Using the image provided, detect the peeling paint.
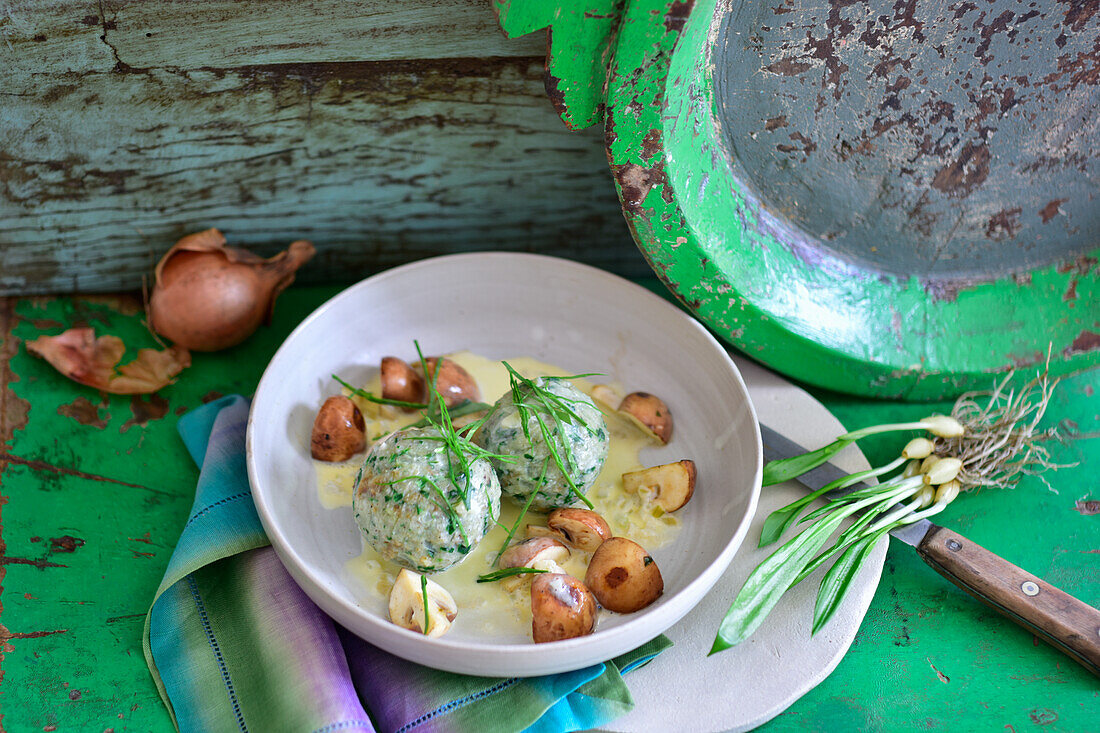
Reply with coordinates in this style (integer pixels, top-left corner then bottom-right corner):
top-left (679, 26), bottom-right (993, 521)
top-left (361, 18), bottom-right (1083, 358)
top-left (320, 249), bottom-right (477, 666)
top-left (120, 394), bottom-right (169, 433)
top-left (57, 396), bottom-right (109, 429)
top-left (931, 143), bottom-right (991, 198)
top-left (0, 451), bottom-right (166, 495)
top-left (1029, 708), bottom-right (1059, 725)
top-left (48, 535), bottom-right (85, 553)
top-left (1073, 499), bottom-right (1100, 515)
top-left (1040, 198), bottom-right (1069, 223)
top-left (640, 129), bottom-right (662, 160)
top-left (1, 301), bottom-right (31, 448)
top-left (1064, 330), bottom-right (1100, 355)
top-left (612, 161), bottom-right (672, 214)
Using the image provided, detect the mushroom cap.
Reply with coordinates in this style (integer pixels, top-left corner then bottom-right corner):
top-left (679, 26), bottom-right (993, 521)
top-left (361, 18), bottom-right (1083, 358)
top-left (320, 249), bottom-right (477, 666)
top-left (380, 356), bottom-right (425, 405)
top-left (311, 395), bottom-right (367, 461)
top-left (618, 392), bottom-right (673, 444)
top-left (530, 573), bottom-right (598, 643)
top-left (421, 357), bottom-right (481, 408)
top-left (584, 537), bottom-right (664, 613)
top-left (547, 508), bottom-right (612, 552)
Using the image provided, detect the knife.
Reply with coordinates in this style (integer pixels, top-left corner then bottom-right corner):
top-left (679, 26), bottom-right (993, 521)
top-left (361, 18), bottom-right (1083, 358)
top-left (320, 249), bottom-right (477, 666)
top-left (760, 424), bottom-right (1100, 677)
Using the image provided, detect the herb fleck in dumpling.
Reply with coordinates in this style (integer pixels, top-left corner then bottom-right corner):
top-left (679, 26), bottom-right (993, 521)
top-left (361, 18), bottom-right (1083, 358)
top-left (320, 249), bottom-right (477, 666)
top-left (476, 376), bottom-right (608, 511)
top-left (353, 426), bottom-right (500, 572)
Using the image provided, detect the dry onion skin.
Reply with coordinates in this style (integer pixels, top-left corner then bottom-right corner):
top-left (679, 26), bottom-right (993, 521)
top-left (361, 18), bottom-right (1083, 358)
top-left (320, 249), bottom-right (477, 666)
top-left (149, 228), bottom-right (315, 351)
top-left (26, 327), bottom-right (190, 394)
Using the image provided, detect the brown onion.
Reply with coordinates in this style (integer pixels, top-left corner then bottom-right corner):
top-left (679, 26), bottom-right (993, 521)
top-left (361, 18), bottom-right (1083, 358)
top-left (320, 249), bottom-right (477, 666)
top-left (149, 229), bottom-right (315, 351)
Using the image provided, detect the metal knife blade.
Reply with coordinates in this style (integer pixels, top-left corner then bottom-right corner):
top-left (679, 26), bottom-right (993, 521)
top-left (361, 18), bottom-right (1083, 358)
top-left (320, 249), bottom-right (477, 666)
top-left (758, 422), bottom-right (1100, 677)
top-left (758, 423), bottom-right (932, 547)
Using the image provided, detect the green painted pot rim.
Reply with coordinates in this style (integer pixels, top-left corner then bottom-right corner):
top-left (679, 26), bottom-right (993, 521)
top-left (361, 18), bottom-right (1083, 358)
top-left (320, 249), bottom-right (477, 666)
top-left (603, 0), bottom-right (1099, 400)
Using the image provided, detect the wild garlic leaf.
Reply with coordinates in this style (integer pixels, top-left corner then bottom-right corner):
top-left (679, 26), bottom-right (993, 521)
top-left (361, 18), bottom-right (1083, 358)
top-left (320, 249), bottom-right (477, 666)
top-left (710, 509), bottom-right (849, 654)
top-left (812, 530), bottom-right (886, 635)
top-left (761, 438), bottom-right (852, 486)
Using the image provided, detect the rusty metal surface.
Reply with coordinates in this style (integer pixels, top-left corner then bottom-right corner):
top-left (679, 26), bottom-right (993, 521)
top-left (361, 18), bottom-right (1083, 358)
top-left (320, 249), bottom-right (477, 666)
top-left (712, 0), bottom-right (1099, 278)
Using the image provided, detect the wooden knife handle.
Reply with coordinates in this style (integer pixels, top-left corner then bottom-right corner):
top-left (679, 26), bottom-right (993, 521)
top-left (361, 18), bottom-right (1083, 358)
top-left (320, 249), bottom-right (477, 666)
top-left (917, 525), bottom-right (1100, 677)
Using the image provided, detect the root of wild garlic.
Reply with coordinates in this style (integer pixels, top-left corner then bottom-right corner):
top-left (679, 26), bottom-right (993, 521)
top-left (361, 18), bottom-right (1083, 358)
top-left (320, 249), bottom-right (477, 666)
top-left (935, 369), bottom-right (1069, 490)
top-left (712, 366), bottom-right (1070, 654)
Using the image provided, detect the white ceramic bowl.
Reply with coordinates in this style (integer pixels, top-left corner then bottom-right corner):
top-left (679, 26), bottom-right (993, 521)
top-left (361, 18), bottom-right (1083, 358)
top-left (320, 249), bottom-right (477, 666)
top-left (247, 253), bottom-right (762, 676)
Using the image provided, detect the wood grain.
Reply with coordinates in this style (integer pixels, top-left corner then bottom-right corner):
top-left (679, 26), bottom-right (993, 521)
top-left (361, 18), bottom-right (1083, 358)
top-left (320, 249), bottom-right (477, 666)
top-left (0, 2), bottom-right (642, 295)
top-left (103, 0), bottom-right (546, 67)
top-left (1, 0), bottom-right (545, 73)
top-left (917, 525), bottom-right (1100, 677)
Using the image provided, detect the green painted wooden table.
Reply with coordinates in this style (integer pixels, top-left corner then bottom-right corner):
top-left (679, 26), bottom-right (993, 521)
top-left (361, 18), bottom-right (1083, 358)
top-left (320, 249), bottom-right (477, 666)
top-left (1, 285), bottom-right (1097, 732)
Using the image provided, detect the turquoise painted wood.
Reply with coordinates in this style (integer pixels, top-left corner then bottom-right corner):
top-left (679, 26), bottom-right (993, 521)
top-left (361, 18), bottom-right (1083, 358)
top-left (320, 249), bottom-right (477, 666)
top-left (0, 0), bottom-right (648, 295)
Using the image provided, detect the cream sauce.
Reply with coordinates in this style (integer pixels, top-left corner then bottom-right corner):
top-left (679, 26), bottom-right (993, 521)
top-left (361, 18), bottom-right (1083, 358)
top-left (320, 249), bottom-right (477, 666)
top-left (313, 351), bottom-right (682, 639)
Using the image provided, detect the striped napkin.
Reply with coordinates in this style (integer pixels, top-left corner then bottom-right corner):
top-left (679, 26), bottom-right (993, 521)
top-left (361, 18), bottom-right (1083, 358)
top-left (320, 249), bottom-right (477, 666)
top-left (143, 396), bottom-right (670, 732)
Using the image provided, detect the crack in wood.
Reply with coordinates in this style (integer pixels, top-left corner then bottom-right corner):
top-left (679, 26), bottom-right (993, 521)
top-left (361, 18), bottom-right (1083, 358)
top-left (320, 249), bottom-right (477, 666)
top-left (0, 451), bottom-right (171, 496)
top-left (0, 628), bottom-right (68, 642)
top-left (0, 555), bottom-right (67, 569)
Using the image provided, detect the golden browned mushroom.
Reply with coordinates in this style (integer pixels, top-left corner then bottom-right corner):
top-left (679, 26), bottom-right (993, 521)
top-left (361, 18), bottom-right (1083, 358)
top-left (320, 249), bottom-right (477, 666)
top-left (618, 392), bottom-right (673, 444)
top-left (531, 573), bottom-right (598, 643)
top-left (388, 568), bottom-right (458, 637)
top-left (311, 395), bottom-right (367, 461)
top-left (546, 508), bottom-right (612, 552)
top-left (499, 537), bottom-right (570, 591)
top-left (526, 525), bottom-right (563, 541)
top-left (584, 537), bottom-right (663, 613)
top-left (499, 537), bottom-right (571, 570)
top-left (381, 356), bottom-right (425, 405)
top-left (421, 357), bottom-right (481, 408)
top-left (622, 460), bottom-right (697, 512)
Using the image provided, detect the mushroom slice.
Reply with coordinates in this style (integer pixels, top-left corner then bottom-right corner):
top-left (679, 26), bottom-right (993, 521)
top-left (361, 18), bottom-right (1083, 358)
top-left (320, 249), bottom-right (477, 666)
top-left (589, 384), bottom-right (621, 411)
top-left (526, 524), bottom-right (565, 542)
top-left (498, 537), bottom-right (570, 591)
top-left (531, 573), bottom-right (598, 643)
top-left (584, 537), bottom-right (664, 613)
top-left (421, 357), bottom-right (481, 408)
top-left (380, 356), bottom-right (425, 406)
top-left (499, 537), bottom-right (570, 569)
top-left (388, 568), bottom-right (458, 637)
top-left (546, 508), bottom-right (612, 552)
top-left (621, 460), bottom-right (697, 512)
top-left (311, 395), bottom-right (367, 461)
top-left (618, 392), bottom-right (673, 444)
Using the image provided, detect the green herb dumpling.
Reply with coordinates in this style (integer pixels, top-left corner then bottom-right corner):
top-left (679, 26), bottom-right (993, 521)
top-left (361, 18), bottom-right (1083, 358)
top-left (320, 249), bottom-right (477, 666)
top-left (353, 426), bottom-right (501, 572)
top-left (475, 377), bottom-right (609, 511)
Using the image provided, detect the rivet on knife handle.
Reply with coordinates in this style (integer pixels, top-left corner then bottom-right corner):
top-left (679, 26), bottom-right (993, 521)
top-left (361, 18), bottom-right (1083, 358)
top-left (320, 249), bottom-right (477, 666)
top-left (917, 525), bottom-right (1100, 677)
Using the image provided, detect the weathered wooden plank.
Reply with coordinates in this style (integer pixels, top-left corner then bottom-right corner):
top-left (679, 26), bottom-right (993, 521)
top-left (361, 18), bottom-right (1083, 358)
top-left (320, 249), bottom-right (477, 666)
top-left (0, 57), bottom-right (643, 295)
top-left (0, 1), bottom-right (114, 77)
top-left (0, 1), bottom-right (646, 295)
top-left (1, 1), bottom-right (545, 73)
top-left (107, 0), bottom-right (547, 67)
